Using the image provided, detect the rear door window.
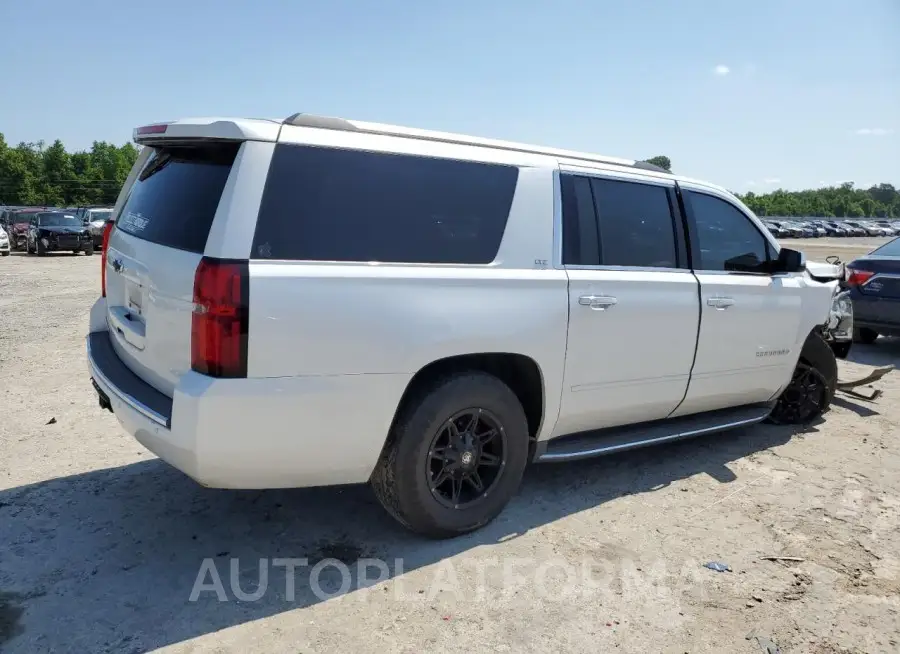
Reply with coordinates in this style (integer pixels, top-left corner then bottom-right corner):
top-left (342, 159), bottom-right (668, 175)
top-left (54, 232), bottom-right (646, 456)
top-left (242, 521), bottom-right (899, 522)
top-left (115, 142), bottom-right (239, 253)
top-left (251, 144), bottom-right (519, 264)
top-left (590, 178), bottom-right (680, 268)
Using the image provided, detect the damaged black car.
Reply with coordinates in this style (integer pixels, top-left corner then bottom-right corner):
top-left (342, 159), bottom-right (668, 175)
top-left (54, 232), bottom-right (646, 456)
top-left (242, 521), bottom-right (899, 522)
top-left (26, 211), bottom-right (94, 256)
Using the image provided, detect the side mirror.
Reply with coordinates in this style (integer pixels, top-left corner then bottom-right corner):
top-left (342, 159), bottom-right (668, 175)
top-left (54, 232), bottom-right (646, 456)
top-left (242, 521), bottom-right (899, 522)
top-left (775, 247), bottom-right (806, 273)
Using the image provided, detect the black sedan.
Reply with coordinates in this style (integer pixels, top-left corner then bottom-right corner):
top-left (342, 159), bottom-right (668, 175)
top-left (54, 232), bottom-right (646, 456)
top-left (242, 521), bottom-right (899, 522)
top-left (846, 236), bottom-right (900, 343)
top-left (25, 212), bottom-right (94, 256)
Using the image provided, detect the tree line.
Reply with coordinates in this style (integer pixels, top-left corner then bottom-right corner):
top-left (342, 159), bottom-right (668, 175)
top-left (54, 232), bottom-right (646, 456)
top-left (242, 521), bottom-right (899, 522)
top-left (0, 133), bottom-right (139, 207)
top-left (645, 155), bottom-right (899, 218)
top-left (1, 138), bottom-right (896, 219)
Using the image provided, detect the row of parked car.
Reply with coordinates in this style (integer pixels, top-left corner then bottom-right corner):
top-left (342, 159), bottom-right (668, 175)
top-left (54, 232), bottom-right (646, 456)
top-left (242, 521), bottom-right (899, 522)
top-left (0, 205), bottom-right (114, 255)
top-left (762, 218), bottom-right (900, 238)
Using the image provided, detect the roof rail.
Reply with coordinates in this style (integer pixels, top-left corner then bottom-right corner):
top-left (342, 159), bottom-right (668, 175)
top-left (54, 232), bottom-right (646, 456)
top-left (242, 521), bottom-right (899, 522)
top-left (282, 113), bottom-right (663, 173)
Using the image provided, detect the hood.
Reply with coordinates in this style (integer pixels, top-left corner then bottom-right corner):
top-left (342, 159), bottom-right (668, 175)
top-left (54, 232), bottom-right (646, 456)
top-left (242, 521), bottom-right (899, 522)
top-left (11, 222), bottom-right (30, 234)
top-left (38, 225), bottom-right (88, 234)
top-left (806, 259), bottom-right (845, 282)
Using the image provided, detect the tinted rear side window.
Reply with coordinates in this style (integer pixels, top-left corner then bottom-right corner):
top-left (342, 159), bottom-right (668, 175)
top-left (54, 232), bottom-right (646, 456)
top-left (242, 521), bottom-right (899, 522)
top-left (115, 142), bottom-right (239, 253)
top-left (252, 144), bottom-right (519, 264)
top-left (590, 178), bottom-right (679, 268)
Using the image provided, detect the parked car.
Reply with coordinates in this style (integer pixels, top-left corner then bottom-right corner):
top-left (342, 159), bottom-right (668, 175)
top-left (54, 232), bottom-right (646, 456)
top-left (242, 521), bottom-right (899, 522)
top-left (770, 221), bottom-right (804, 238)
top-left (845, 236), bottom-right (900, 344)
top-left (873, 221), bottom-right (899, 236)
top-left (0, 225), bottom-right (9, 256)
top-left (761, 221), bottom-right (784, 238)
top-left (823, 221), bottom-right (851, 237)
top-left (25, 211), bottom-right (94, 255)
top-left (841, 222), bottom-right (867, 237)
top-left (86, 113), bottom-right (849, 537)
top-left (83, 207), bottom-right (114, 247)
top-left (3, 208), bottom-right (45, 250)
top-left (846, 220), bottom-right (885, 236)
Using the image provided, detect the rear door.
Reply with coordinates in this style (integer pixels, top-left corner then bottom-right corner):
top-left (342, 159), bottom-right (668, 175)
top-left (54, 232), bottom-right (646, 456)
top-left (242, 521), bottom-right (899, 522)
top-left (673, 185), bottom-right (802, 416)
top-left (555, 169), bottom-right (700, 436)
top-left (105, 140), bottom-right (244, 396)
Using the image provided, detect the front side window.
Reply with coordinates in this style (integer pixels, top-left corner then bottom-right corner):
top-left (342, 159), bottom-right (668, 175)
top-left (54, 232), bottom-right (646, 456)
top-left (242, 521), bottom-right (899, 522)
top-left (591, 178), bottom-right (678, 268)
top-left (687, 191), bottom-right (772, 273)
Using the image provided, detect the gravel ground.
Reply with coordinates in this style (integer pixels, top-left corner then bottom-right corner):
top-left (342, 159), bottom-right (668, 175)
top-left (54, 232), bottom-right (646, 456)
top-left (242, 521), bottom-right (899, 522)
top-left (2, 241), bottom-right (899, 654)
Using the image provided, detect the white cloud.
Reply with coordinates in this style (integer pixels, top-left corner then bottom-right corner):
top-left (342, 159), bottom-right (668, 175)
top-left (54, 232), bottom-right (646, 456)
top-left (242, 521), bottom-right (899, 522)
top-left (855, 128), bottom-right (894, 136)
top-left (763, 178), bottom-right (782, 185)
top-left (713, 65), bottom-right (730, 76)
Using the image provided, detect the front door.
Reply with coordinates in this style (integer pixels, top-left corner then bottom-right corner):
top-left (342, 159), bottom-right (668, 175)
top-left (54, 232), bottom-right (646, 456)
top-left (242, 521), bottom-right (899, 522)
top-left (673, 186), bottom-right (802, 416)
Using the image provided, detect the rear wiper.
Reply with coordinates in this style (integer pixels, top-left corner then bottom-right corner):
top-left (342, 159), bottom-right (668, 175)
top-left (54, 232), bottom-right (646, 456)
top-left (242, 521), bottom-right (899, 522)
top-left (138, 151), bottom-right (173, 182)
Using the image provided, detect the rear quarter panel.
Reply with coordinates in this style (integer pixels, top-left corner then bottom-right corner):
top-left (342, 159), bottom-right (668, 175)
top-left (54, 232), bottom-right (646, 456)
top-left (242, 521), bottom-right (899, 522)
top-left (246, 161), bottom-right (570, 442)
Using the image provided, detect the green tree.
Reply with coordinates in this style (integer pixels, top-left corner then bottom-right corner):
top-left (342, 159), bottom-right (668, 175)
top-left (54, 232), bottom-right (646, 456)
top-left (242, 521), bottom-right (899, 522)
top-left (0, 132), bottom-right (138, 206)
top-left (644, 155), bottom-right (672, 172)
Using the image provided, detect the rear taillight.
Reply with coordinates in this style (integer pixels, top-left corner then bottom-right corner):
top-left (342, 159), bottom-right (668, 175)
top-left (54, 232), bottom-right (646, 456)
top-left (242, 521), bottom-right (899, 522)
top-left (191, 258), bottom-right (249, 378)
top-left (100, 221), bottom-right (115, 297)
top-left (846, 267), bottom-right (875, 287)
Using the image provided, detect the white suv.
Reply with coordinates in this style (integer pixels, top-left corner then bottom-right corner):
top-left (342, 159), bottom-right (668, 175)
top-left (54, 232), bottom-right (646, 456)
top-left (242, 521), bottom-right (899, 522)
top-left (86, 114), bottom-right (852, 537)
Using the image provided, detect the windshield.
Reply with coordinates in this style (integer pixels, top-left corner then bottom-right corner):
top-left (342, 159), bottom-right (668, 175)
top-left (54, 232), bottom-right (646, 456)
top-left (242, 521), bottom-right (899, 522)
top-left (12, 213), bottom-right (37, 225)
top-left (37, 213), bottom-right (81, 227)
top-left (88, 210), bottom-right (113, 222)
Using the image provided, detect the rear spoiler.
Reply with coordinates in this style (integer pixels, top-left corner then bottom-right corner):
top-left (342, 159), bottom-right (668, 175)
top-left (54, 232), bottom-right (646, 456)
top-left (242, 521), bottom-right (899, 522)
top-left (133, 117), bottom-right (282, 145)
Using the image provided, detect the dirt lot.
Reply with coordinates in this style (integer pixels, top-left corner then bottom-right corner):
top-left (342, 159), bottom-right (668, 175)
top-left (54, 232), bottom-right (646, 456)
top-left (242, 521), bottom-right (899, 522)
top-left (2, 240), bottom-right (899, 653)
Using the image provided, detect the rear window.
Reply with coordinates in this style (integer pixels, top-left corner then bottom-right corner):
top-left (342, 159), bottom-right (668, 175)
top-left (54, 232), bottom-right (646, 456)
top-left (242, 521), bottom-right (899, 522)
top-left (871, 237), bottom-right (900, 257)
top-left (251, 144), bottom-right (519, 264)
top-left (115, 142), bottom-right (239, 253)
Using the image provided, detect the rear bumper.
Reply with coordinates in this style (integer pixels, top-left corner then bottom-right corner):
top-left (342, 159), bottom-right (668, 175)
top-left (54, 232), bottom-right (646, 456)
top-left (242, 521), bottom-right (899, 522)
top-left (850, 290), bottom-right (900, 335)
top-left (86, 310), bottom-right (410, 489)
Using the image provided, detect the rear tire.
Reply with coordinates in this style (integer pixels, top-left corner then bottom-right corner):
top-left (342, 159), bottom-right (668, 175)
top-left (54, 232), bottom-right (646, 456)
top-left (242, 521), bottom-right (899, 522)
top-left (853, 327), bottom-right (879, 345)
top-left (371, 372), bottom-right (530, 538)
top-left (84, 245), bottom-right (94, 256)
top-left (36, 240), bottom-right (46, 256)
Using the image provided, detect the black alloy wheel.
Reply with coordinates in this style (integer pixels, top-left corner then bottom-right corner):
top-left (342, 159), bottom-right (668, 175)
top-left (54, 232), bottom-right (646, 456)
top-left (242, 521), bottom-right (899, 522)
top-left (427, 408), bottom-right (507, 510)
top-left (769, 362), bottom-right (829, 424)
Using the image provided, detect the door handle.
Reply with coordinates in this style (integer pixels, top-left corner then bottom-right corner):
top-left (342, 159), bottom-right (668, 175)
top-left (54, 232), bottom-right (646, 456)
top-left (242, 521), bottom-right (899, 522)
top-left (578, 295), bottom-right (618, 310)
top-left (707, 297), bottom-right (735, 310)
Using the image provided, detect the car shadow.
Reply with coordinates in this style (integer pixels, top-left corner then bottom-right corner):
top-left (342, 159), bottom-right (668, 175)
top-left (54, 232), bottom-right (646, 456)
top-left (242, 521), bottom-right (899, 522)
top-left (0, 419), bottom-right (820, 652)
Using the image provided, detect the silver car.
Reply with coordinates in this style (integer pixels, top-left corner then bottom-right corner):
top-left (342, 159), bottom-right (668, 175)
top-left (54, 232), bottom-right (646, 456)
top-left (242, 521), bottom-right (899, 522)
top-left (84, 208), bottom-right (114, 247)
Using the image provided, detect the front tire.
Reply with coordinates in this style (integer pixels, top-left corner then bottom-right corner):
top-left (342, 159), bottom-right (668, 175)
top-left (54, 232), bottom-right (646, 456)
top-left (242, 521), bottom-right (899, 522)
top-left (84, 244), bottom-right (94, 256)
top-left (36, 240), bottom-right (46, 256)
top-left (371, 372), bottom-right (530, 538)
top-left (853, 327), bottom-right (879, 345)
top-left (768, 330), bottom-right (837, 425)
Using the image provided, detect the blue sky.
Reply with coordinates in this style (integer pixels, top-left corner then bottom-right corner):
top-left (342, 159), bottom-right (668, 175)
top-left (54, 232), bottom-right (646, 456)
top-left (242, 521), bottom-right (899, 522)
top-left (1, 0), bottom-right (897, 193)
